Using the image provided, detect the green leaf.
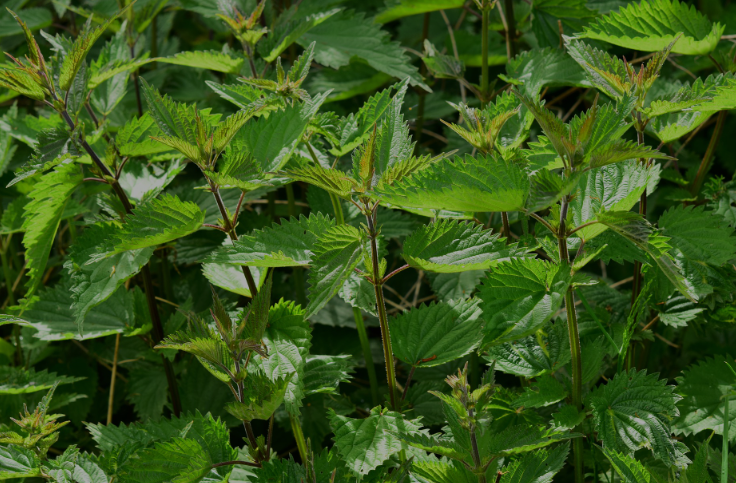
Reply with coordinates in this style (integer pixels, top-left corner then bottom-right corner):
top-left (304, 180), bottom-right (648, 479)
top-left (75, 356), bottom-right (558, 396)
top-left (600, 447), bottom-right (651, 483)
top-left (201, 264), bottom-right (267, 298)
top-left (60, 12), bottom-right (124, 91)
top-left (597, 211), bottom-right (698, 302)
top-left (206, 81), bottom-right (265, 109)
top-left (375, 154), bottom-right (529, 213)
top-left (586, 369), bottom-right (681, 465)
top-left (570, 162), bottom-right (660, 241)
top-left (478, 258), bottom-right (572, 346)
top-left (403, 219), bottom-right (527, 273)
top-left (156, 49), bottom-right (244, 74)
top-left (22, 162), bottom-right (82, 296)
top-left (532, 0), bottom-right (595, 49)
top-left (0, 445), bottom-right (41, 478)
top-left (485, 320), bottom-right (571, 377)
top-left (502, 47), bottom-right (590, 97)
top-left (117, 438), bottom-right (217, 483)
top-left (126, 367), bottom-right (168, 422)
top-left (512, 375), bottom-right (568, 409)
top-left (225, 374), bottom-right (291, 421)
top-left (303, 355), bottom-right (352, 396)
top-left (0, 366), bottom-right (83, 394)
top-left (673, 355), bottom-right (736, 442)
top-left (260, 299), bottom-right (312, 415)
top-left (66, 222), bottom-right (154, 334)
top-left (658, 205), bottom-right (736, 267)
top-left (19, 280), bottom-right (141, 340)
top-left (499, 443), bottom-right (570, 483)
top-left (390, 298), bottom-right (484, 368)
top-left (235, 93), bottom-right (327, 172)
top-left (284, 165), bottom-right (357, 200)
top-left (375, 0), bottom-right (465, 23)
top-left (305, 224), bottom-right (364, 318)
top-left (299, 10), bottom-right (429, 91)
top-left (93, 194), bottom-right (204, 260)
top-left (577, 0), bottom-right (724, 55)
top-left (411, 460), bottom-right (476, 483)
top-left (205, 214), bottom-right (334, 267)
top-left (565, 38), bottom-right (632, 99)
top-left (116, 113), bottom-right (173, 157)
top-left (260, 9), bottom-right (340, 62)
top-left (329, 407), bottom-right (422, 476)
top-left (140, 79), bottom-right (201, 150)
top-left (0, 8), bottom-right (52, 39)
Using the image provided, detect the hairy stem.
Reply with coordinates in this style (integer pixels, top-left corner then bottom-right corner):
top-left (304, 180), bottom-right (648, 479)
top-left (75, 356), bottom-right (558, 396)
top-left (330, 192), bottom-right (380, 405)
top-left (58, 106), bottom-right (181, 416)
top-left (365, 207), bottom-right (398, 409)
top-left (0, 236), bottom-right (15, 307)
top-left (500, 211), bottom-right (510, 240)
top-left (107, 333), bottom-right (121, 424)
top-left (691, 110), bottom-right (726, 197)
top-left (503, 0), bottom-right (517, 59)
top-left (209, 185), bottom-right (259, 296)
top-left (558, 196), bottom-right (584, 483)
top-left (290, 413), bottom-right (308, 463)
top-left (414, 13), bottom-right (431, 153)
top-left (481, 7), bottom-right (489, 105)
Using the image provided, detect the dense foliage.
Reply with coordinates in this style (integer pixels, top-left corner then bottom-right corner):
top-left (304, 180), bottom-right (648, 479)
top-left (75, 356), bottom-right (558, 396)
top-left (1, 0), bottom-right (736, 481)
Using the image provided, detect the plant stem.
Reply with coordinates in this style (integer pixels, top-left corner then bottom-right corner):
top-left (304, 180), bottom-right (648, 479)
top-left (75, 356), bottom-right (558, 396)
top-left (691, 110), bottom-right (727, 197)
top-left (57, 106), bottom-right (181, 416)
top-left (0, 236), bottom-right (15, 307)
top-left (354, 307), bottom-right (379, 406)
top-left (330, 192), bottom-right (380, 405)
top-left (209, 184), bottom-right (259, 296)
top-left (130, 45), bottom-right (143, 118)
top-left (501, 212), bottom-right (510, 240)
top-left (107, 333), bottom-right (120, 424)
top-left (414, 13), bottom-right (430, 154)
top-left (503, 0), bottom-right (517, 59)
top-left (558, 196), bottom-right (584, 483)
top-left (724, 390), bottom-right (730, 483)
top-left (481, 6), bottom-right (489, 106)
top-left (365, 206), bottom-right (398, 409)
top-left (290, 413), bottom-right (308, 463)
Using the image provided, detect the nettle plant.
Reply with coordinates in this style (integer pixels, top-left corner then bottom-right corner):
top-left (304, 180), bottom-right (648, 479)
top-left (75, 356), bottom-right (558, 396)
top-left (1, 0), bottom-right (736, 482)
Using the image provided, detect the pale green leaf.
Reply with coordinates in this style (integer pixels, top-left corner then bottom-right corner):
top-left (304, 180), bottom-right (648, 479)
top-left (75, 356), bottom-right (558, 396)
top-left (479, 258), bottom-right (572, 346)
top-left (375, 0), bottom-right (465, 23)
top-left (156, 49), bottom-right (244, 74)
top-left (390, 298), bottom-right (484, 367)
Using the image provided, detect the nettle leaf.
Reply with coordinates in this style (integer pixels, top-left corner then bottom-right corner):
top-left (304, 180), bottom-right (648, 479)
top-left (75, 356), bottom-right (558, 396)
top-left (59, 12), bottom-right (124, 91)
top-left (303, 355), bottom-right (352, 396)
top-left (479, 259), bottom-right (572, 346)
top-left (375, 154), bottom-right (529, 213)
top-left (502, 47), bottom-right (590, 97)
top-left (601, 447), bottom-right (651, 482)
top-left (22, 162), bottom-right (82, 296)
top-left (0, 444), bottom-right (41, 478)
top-left (375, 0), bottom-right (465, 23)
top-left (532, 0), bottom-right (595, 49)
top-left (285, 165), bottom-right (357, 200)
top-left (235, 92), bottom-right (327, 172)
top-left (402, 220), bottom-right (527, 273)
top-left (156, 49), bottom-right (244, 74)
top-left (498, 443), bottom-right (570, 483)
top-left (206, 80), bottom-right (265, 109)
top-left (202, 264), bottom-right (267, 298)
top-left (485, 320), bottom-right (571, 377)
top-left (327, 79), bottom-right (408, 157)
top-left (597, 211), bottom-right (698, 302)
top-left (586, 369), bottom-right (682, 465)
top-left (673, 355), bottom-right (736, 442)
top-left (570, 161), bottom-right (660, 241)
top-left (512, 375), bottom-right (568, 409)
top-left (205, 213), bottom-right (334, 267)
top-left (66, 222), bottom-right (153, 334)
top-left (658, 205), bottom-right (736, 267)
top-left (329, 407), bottom-right (422, 476)
top-left (225, 373), bottom-right (290, 421)
top-left (116, 113), bottom-right (172, 157)
top-left (390, 298), bottom-right (484, 368)
top-left (577, 0), bottom-right (724, 55)
top-left (305, 224), bottom-right (364, 318)
top-left (259, 9), bottom-right (340, 63)
top-left (260, 299), bottom-right (312, 415)
top-left (0, 366), bottom-right (83, 394)
top-left (411, 459), bottom-right (476, 483)
top-left (299, 10), bottom-right (428, 90)
top-left (92, 194), bottom-right (204, 260)
top-left (565, 38), bottom-right (631, 99)
top-left (117, 438), bottom-right (226, 483)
